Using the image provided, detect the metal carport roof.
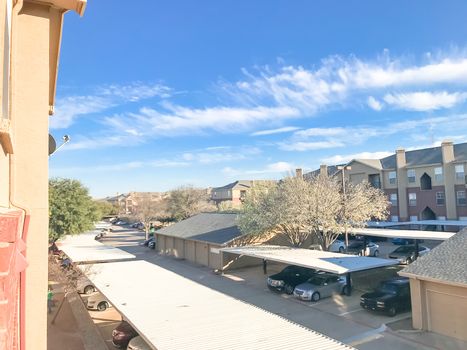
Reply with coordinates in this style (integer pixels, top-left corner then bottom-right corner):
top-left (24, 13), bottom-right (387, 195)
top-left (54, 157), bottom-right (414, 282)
top-left (368, 220), bottom-right (467, 227)
top-left (80, 260), bottom-right (354, 350)
top-left (352, 228), bottom-right (455, 241)
top-left (57, 232), bottom-right (135, 263)
top-left (221, 245), bottom-right (398, 275)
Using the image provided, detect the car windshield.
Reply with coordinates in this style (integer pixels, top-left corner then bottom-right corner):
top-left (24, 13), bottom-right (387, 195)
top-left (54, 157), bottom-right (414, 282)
top-left (348, 242), bottom-right (362, 249)
top-left (377, 282), bottom-right (398, 294)
top-left (394, 246), bottom-right (414, 253)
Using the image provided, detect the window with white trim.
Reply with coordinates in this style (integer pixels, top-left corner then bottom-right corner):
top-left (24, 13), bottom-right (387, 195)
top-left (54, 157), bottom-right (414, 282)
top-left (456, 190), bottom-right (466, 206)
top-left (408, 193), bottom-right (417, 206)
top-left (455, 164), bottom-right (465, 181)
top-left (388, 171), bottom-right (397, 185)
top-left (436, 191), bottom-right (445, 205)
top-left (391, 215), bottom-right (399, 222)
top-left (410, 216), bottom-right (418, 221)
top-left (389, 193), bottom-right (397, 206)
top-left (407, 169), bottom-right (416, 183)
top-left (434, 167), bottom-right (443, 182)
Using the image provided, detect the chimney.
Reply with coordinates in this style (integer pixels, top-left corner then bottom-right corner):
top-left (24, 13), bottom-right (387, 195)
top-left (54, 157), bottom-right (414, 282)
top-left (396, 148), bottom-right (406, 169)
top-left (441, 140), bottom-right (454, 164)
top-left (295, 168), bottom-right (303, 178)
top-left (319, 164), bottom-right (328, 176)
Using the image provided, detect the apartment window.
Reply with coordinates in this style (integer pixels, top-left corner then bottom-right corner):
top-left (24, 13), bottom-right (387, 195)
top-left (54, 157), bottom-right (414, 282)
top-left (437, 216), bottom-right (446, 221)
top-left (213, 191), bottom-right (217, 197)
top-left (455, 164), bottom-right (465, 181)
top-left (434, 167), bottom-right (443, 182)
top-left (436, 192), bottom-right (445, 205)
top-left (456, 190), bottom-right (466, 206)
top-left (420, 173), bottom-right (432, 190)
top-left (227, 190), bottom-right (231, 196)
top-left (459, 216), bottom-right (467, 221)
top-left (410, 216), bottom-right (418, 221)
top-left (389, 193), bottom-right (397, 207)
top-left (388, 171), bottom-right (397, 185)
top-left (368, 174), bottom-right (381, 189)
top-left (407, 169), bottom-right (416, 183)
top-left (408, 193), bottom-right (417, 206)
top-left (391, 215), bottom-right (399, 222)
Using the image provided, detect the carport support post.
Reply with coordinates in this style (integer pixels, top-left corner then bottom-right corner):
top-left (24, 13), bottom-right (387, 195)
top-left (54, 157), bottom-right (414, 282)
top-left (414, 239), bottom-right (419, 260)
top-left (346, 273), bottom-right (352, 296)
top-left (262, 259), bottom-right (267, 274)
top-left (363, 235), bottom-right (367, 256)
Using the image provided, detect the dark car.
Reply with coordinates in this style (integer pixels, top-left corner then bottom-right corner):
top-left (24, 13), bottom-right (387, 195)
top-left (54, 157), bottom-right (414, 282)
top-left (346, 241), bottom-right (380, 257)
top-left (388, 245), bottom-right (430, 264)
top-left (112, 320), bottom-right (138, 348)
top-left (360, 277), bottom-right (411, 316)
top-left (267, 265), bottom-right (316, 294)
top-left (148, 238), bottom-right (155, 249)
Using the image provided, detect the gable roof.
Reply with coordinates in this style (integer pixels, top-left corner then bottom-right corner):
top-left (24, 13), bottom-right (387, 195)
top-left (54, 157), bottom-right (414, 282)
top-left (351, 158), bottom-right (382, 170)
top-left (399, 230), bottom-right (467, 287)
top-left (156, 213), bottom-right (242, 245)
top-left (212, 180), bottom-right (252, 191)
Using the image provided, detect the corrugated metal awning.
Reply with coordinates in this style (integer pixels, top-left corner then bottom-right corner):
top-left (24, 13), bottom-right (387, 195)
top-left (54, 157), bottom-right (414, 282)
top-left (368, 220), bottom-right (467, 227)
top-left (81, 260), bottom-right (355, 350)
top-left (221, 245), bottom-right (397, 274)
top-left (57, 232), bottom-right (135, 263)
top-left (353, 228), bottom-right (455, 241)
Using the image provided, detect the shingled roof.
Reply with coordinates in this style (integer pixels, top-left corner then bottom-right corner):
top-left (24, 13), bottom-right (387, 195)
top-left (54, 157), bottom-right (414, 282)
top-left (399, 230), bottom-right (467, 286)
top-left (156, 213), bottom-right (242, 245)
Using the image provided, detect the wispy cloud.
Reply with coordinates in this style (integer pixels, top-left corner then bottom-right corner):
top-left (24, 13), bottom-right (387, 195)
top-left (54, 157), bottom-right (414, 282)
top-left (321, 151), bottom-right (393, 164)
top-left (250, 126), bottom-right (301, 136)
top-left (383, 91), bottom-right (467, 111)
top-left (182, 146), bottom-right (261, 164)
top-left (51, 82), bottom-right (171, 129)
top-left (222, 161), bottom-right (296, 176)
top-left (367, 96), bottom-right (383, 111)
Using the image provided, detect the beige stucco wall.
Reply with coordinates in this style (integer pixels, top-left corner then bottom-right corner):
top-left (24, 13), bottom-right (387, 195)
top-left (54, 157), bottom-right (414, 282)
top-left (410, 278), bottom-right (467, 341)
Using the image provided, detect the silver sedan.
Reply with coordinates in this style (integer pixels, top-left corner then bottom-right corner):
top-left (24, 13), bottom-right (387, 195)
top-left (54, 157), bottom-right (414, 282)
top-left (293, 273), bottom-right (348, 302)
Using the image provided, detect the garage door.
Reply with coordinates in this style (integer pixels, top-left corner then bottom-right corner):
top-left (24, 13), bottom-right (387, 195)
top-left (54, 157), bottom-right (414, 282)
top-left (208, 245), bottom-right (221, 269)
top-left (185, 240), bottom-right (196, 263)
top-left (165, 237), bottom-right (175, 255)
top-left (173, 238), bottom-right (185, 258)
top-left (427, 289), bottom-right (467, 341)
top-left (195, 242), bottom-right (209, 266)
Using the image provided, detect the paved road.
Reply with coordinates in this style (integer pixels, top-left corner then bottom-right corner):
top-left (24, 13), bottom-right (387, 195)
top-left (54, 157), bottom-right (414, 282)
top-left (96, 226), bottom-right (464, 350)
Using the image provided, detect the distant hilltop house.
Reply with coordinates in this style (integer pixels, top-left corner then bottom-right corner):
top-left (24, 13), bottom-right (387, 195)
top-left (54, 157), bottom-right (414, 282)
top-left (305, 140), bottom-right (467, 222)
top-left (211, 180), bottom-right (273, 208)
top-left (103, 192), bottom-right (167, 215)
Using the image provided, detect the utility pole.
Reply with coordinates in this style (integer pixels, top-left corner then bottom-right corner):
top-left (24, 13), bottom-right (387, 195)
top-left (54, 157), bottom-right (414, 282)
top-left (337, 165), bottom-right (352, 248)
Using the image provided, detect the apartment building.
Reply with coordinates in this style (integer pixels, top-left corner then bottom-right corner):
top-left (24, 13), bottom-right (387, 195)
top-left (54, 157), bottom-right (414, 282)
top-left (0, 1), bottom-right (85, 349)
top-left (307, 141), bottom-right (467, 222)
top-left (104, 192), bottom-right (167, 215)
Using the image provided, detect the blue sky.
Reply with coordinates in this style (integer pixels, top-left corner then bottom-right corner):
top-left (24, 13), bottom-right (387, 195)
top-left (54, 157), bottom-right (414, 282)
top-left (50, 0), bottom-right (467, 198)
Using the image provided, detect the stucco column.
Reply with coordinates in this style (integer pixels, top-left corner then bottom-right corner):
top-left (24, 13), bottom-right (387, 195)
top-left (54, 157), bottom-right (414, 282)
top-left (441, 141), bottom-right (457, 220)
top-left (396, 148), bottom-right (408, 221)
top-left (10, 2), bottom-right (51, 349)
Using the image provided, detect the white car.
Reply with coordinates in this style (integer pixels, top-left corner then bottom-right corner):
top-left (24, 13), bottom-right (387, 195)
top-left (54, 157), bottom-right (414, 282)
top-left (328, 239), bottom-right (346, 253)
top-left (77, 277), bottom-right (96, 295)
top-left (86, 292), bottom-right (112, 311)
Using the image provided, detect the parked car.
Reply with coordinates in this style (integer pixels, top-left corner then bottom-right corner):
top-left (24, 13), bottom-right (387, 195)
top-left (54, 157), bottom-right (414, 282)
top-left (328, 239), bottom-right (346, 253)
top-left (148, 239), bottom-right (155, 249)
top-left (86, 292), bottom-right (112, 311)
top-left (355, 234), bottom-right (387, 242)
top-left (391, 237), bottom-right (424, 245)
top-left (360, 277), bottom-right (411, 316)
top-left (112, 320), bottom-right (138, 348)
top-left (293, 273), bottom-right (348, 301)
top-left (346, 241), bottom-right (380, 257)
top-left (267, 265), bottom-right (317, 294)
top-left (77, 277), bottom-right (96, 295)
top-left (127, 336), bottom-right (151, 350)
top-left (388, 245), bottom-right (430, 264)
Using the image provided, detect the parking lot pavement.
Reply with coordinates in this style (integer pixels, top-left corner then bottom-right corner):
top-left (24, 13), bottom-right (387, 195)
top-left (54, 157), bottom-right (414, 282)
top-left (100, 227), bottom-right (452, 350)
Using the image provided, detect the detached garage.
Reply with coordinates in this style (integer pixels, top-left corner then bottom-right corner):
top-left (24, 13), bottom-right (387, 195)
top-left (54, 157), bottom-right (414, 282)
top-left (155, 213), bottom-right (243, 270)
top-left (399, 230), bottom-right (467, 341)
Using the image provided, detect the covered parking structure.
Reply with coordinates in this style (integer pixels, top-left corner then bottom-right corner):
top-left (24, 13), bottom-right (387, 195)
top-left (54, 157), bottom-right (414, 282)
top-left (221, 245), bottom-right (398, 295)
top-left (57, 231), bottom-right (135, 264)
top-left (368, 220), bottom-right (467, 228)
top-left (351, 228), bottom-right (456, 260)
top-left (80, 260), bottom-right (355, 350)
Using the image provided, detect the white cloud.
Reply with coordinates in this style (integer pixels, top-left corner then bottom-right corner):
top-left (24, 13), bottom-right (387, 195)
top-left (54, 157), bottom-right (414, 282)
top-left (250, 126), bottom-right (301, 136)
top-left (221, 161), bottom-right (296, 176)
top-left (279, 140), bottom-right (345, 152)
top-left (321, 151), bottom-right (393, 164)
top-left (383, 91), bottom-right (467, 111)
top-left (51, 82), bottom-right (171, 129)
top-left (182, 146), bottom-right (261, 164)
top-left (367, 96), bottom-right (383, 111)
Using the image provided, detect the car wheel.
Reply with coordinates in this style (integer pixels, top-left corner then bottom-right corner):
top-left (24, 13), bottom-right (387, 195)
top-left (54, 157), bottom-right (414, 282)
top-left (339, 246), bottom-right (345, 253)
top-left (387, 306), bottom-right (397, 317)
top-left (84, 285), bottom-right (95, 294)
top-left (373, 250), bottom-right (379, 257)
top-left (284, 284), bottom-right (294, 295)
top-left (97, 301), bottom-right (108, 311)
top-left (311, 292), bottom-right (320, 302)
top-left (404, 257), bottom-right (412, 265)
